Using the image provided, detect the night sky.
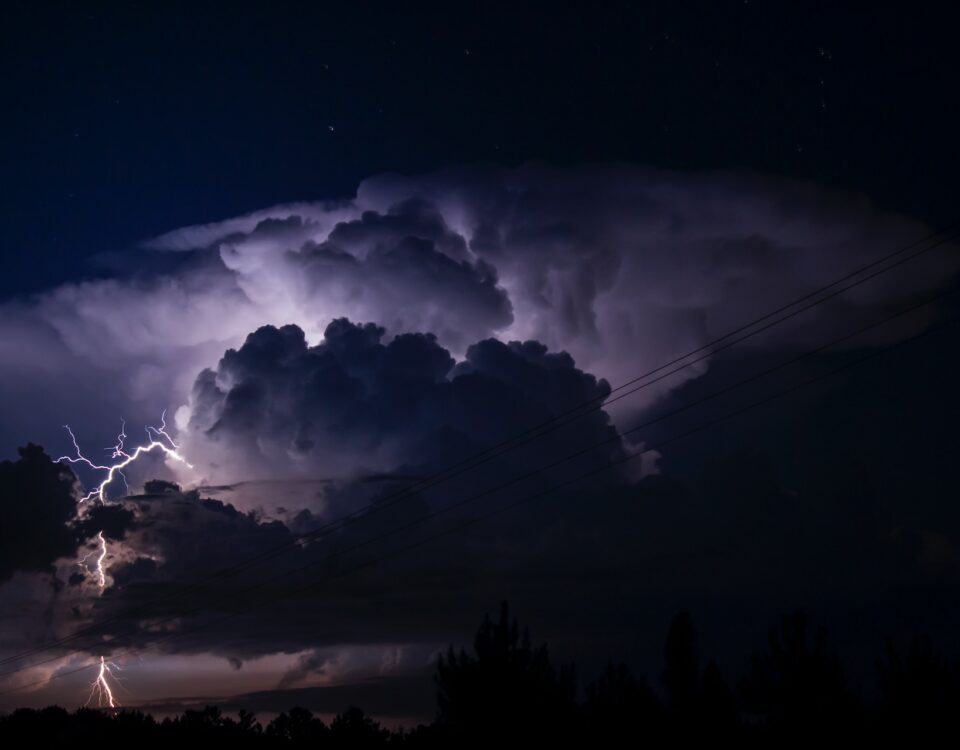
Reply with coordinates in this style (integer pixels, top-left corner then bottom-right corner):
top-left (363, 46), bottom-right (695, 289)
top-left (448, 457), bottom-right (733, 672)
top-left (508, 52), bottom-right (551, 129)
top-left (1, 0), bottom-right (959, 726)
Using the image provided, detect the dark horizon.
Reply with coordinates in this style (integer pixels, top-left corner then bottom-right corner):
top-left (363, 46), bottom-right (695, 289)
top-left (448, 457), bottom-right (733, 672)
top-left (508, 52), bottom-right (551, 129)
top-left (4, 601), bottom-right (960, 743)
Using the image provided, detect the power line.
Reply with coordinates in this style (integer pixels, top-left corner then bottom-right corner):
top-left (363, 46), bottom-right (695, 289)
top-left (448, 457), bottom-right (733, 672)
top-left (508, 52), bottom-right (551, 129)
top-left (2, 223), bottom-right (957, 671)
top-left (2, 292), bottom-right (953, 700)
top-left (187, 225), bottom-right (960, 561)
top-left (0, 279), bottom-right (955, 688)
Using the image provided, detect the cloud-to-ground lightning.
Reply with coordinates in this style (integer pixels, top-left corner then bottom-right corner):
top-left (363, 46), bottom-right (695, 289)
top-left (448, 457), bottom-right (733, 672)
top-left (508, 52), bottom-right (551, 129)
top-left (86, 656), bottom-right (119, 710)
top-left (57, 411), bottom-right (193, 504)
top-left (55, 412), bottom-right (192, 706)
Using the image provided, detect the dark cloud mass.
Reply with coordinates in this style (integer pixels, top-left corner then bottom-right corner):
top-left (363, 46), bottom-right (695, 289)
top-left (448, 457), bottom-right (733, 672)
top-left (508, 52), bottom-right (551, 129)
top-left (1, 165), bottom-right (948, 467)
top-left (0, 165), bottom-right (957, 714)
top-left (74, 504), bottom-right (136, 543)
top-left (185, 317), bottom-right (625, 483)
top-left (22, 444), bottom-right (957, 697)
top-left (0, 445), bottom-right (80, 583)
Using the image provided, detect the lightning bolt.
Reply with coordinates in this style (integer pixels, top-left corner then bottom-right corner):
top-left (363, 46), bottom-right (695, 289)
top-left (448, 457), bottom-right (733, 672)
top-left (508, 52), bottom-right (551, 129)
top-left (76, 531), bottom-right (109, 589)
top-left (146, 409), bottom-right (181, 451)
top-left (107, 420), bottom-right (132, 494)
top-left (86, 656), bottom-right (119, 710)
top-left (60, 412), bottom-right (191, 708)
top-left (57, 411), bottom-right (193, 504)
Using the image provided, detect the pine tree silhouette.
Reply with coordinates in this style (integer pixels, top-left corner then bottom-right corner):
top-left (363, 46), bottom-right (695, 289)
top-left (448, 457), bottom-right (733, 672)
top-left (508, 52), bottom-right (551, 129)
top-left (663, 612), bottom-right (699, 717)
top-left (435, 601), bottom-right (575, 743)
top-left (265, 706), bottom-right (329, 742)
top-left (738, 611), bottom-right (859, 737)
top-left (584, 660), bottom-right (664, 742)
top-left (877, 635), bottom-right (960, 738)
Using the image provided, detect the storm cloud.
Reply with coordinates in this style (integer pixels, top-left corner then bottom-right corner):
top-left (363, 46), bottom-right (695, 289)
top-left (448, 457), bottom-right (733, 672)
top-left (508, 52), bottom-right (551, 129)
top-left (0, 164), bottom-right (957, 713)
top-left (11, 442), bottom-right (956, 702)
top-left (0, 445), bottom-right (79, 584)
top-left (0, 165), bottom-right (948, 476)
top-left (183, 317), bottom-right (624, 484)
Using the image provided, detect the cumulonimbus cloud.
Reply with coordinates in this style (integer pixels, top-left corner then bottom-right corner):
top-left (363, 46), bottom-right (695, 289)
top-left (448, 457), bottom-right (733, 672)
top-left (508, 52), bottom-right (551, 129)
top-left (0, 164), bottom-right (950, 485)
top-left (183, 318), bottom-right (625, 485)
top-left (2, 164), bottom-right (959, 713)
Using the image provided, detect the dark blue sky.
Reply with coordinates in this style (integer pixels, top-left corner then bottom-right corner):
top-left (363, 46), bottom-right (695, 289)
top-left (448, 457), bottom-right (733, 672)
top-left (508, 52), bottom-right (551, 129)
top-left (2, 1), bottom-right (956, 297)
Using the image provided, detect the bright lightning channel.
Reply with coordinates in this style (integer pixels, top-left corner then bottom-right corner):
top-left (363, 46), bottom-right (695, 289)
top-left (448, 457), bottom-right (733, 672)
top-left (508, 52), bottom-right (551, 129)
top-left (76, 531), bottom-right (109, 589)
top-left (57, 412), bottom-right (192, 708)
top-left (86, 656), bottom-right (119, 710)
top-left (57, 410), bottom-right (193, 504)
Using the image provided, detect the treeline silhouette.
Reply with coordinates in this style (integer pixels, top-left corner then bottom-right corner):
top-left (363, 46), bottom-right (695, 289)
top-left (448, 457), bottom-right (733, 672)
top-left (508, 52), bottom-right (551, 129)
top-left (2, 602), bottom-right (959, 746)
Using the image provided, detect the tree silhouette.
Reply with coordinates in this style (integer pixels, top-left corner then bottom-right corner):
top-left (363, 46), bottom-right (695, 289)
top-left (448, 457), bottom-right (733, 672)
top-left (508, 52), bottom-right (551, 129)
top-left (584, 660), bottom-right (664, 742)
top-left (329, 706), bottom-right (389, 746)
top-left (663, 611), bottom-right (699, 716)
top-left (434, 601), bottom-right (575, 742)
top-left (5, 605), bottom-right (960, 745)
top-left (171, 705), bottom-right (226, 738)
top-left (738, 611), bottom-right (859, 736)
top-left (699, 660), bottom-right (739, 735)
top-left (660, 612), bottom-right (738, 737)
top-left (265, 706), bottom-right (329, 742)
top-left (877, 635), bottom-right (960, 738)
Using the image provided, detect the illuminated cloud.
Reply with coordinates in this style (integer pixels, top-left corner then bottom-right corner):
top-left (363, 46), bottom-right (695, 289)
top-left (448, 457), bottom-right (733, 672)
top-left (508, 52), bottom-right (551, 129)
top-left (0, 166), bottom-right (956, 713)
top-left (182, 318), bottom-right (624, 484)
top-left (0, 165), bottom-right (945, 472)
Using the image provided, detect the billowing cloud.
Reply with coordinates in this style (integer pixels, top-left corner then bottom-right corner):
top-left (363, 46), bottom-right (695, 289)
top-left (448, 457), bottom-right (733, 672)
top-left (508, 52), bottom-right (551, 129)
top-left (1, 165), bottom-right (949, 471)
top-left (0, 445), bottom-right (79, 583)
top-left (182, 318), bottom-right (623, 484)
top-left (0, 165), bottom-right (957, 713)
